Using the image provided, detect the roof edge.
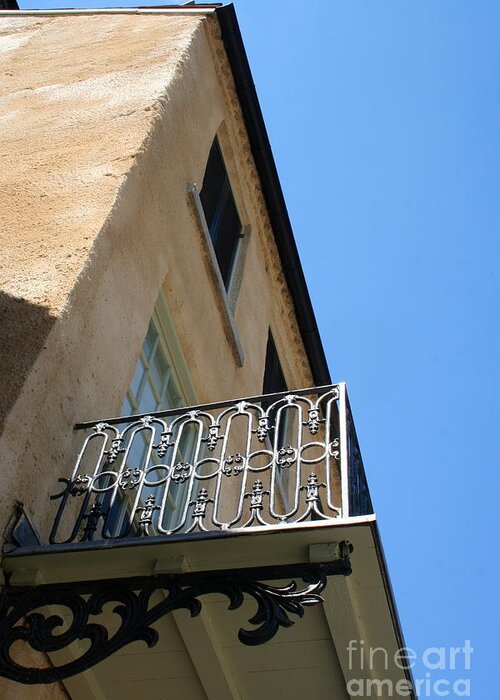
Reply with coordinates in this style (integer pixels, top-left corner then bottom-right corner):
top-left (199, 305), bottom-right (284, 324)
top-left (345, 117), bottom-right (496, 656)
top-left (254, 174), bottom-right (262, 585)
top-left (215, 3), bottom-right (331, 385)
top-left (0, 4), bottom-right (217, 14)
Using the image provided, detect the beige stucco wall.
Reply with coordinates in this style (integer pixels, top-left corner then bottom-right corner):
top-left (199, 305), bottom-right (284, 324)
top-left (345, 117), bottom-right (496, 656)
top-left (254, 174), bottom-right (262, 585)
top-left (0, 11), bottom-right (316, 695)
top-left (0, 9), bottom-right (314, 538)
top-left (0, 12), bottom-right (207, 431)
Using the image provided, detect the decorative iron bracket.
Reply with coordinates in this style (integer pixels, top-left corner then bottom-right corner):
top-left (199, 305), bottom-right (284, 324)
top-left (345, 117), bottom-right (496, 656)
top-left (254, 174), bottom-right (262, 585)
top-left (0, 547), bottom-right (352, 685)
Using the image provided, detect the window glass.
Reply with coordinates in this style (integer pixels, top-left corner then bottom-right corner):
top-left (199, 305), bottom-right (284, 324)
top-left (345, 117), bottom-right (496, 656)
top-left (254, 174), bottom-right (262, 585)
top-left (151, 348), bottom-right (170, 396)
top-left (127, 434), bottom-right (147, 469)
top-left (129, 357), bottom-right (145, 398)
top-left (125, 319), bottom-right (181, 417)
top-left (263, 332), bottom-right (287, 399)
top-left (115, 300), bottom-right (194, 533)
top-left (200, 138), bottom-right (226, 231)
top-left (143, 321), bottom-right (158, 361)
top-left (122, 395), bottom-right (133, 417)
top-left (199, 137), bottom-right (242, 288)
top-left (262, 332), bottom-right (294, 503)
top-left (212, 187), bottom-right (241, 284)
top-left (164, 376), bottom-right (182, 409)
top-left (137, 377), bottom-right (158, 414)
top-left (262, 333), bottom-right (287, 439)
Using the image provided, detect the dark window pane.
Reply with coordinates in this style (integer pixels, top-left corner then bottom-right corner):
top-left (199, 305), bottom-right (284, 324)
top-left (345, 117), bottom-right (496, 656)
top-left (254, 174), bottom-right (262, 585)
top-left (200, 139), bottom-right (226, 232)
top-left (212, 187), bottom-right (241, 285)
top-left (263, 332), bottom-right (287, 397)
top-left (199, 137), bottom-right (242, 288)
top-left (262, 332), bottom-right (288, 449)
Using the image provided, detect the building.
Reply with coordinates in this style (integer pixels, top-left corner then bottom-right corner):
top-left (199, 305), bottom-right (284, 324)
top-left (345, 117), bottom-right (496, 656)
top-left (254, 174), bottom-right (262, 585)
top-left (0, 3), bottom-right (415, 699)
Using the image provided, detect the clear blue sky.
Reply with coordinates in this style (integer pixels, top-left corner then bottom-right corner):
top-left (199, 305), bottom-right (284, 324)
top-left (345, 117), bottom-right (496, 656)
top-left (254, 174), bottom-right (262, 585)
top-left (21, 1), bottom-right (499, 696)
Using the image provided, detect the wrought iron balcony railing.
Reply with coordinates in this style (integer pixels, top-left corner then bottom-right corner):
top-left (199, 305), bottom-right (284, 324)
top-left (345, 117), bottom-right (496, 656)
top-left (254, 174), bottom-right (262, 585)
top-left (49, 383), bottom-right (373, 545)
top-left (0, 384), bottom-right (373, 684)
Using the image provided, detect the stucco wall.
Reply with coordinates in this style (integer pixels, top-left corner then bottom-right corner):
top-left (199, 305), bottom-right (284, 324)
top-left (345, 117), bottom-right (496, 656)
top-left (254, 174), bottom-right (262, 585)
top-left (0, 11), bottom-right (315, 695)
top-left (0, 12), bottom-right (207, 431)
top-left (0, 9), bottom-right (314, 538)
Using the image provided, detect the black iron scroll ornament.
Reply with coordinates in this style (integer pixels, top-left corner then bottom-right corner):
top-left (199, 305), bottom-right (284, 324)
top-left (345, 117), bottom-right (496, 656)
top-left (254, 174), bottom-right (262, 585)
top-left (0, 553), bottom-right (352, 685)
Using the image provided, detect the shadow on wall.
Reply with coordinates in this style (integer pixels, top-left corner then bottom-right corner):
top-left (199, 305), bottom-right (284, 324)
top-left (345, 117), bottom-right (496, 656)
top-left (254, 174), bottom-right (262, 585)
top-left (0, 291), bottom-right (56, 435)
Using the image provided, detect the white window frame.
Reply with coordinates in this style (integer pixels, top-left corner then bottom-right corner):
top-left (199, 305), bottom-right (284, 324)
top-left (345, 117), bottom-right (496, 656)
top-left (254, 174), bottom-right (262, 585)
top-left (109, 291), bottom-right (198, 535)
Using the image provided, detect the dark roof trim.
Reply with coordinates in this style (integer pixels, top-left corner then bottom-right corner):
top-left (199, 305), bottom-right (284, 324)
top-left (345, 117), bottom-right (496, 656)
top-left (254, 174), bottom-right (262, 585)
top-left (215, 3), bottom-right (331, 386)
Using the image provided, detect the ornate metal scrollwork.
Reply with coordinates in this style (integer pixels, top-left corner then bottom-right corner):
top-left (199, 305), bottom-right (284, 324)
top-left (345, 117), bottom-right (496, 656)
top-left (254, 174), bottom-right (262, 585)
top-left (49, 385), bottom-right (354, 544)
top-left (136, 494), bottom-right (160, 536)
top-left (80, 502), bottom-right (105, 542)
top-left (0, 556), bottom-right (351, 685)
top-left (206, 425), bottom-right (220, 451)
top-left (106, 438), bottom-right (123, 465)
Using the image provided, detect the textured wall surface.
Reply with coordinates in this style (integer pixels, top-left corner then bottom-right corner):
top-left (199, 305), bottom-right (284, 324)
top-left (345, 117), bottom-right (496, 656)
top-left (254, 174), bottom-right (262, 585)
top-left (0, 13), bottom-right (205, 429)
top-left (0, 12), bottom-right (314, 695)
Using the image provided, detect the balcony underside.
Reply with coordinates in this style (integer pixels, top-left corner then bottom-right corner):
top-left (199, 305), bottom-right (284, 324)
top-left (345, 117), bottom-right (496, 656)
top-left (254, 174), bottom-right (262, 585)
top-left (1, 516), bottom-right (414, 699)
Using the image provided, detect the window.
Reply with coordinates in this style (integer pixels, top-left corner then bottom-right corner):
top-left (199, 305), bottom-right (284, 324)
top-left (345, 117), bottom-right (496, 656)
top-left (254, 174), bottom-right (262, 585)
top-left (199, 137), bottom-right (243, 288)
top-left (121, 316), bottom-right (183, 419)
top-left (263, 331), bottom-right (287, 399)
top-left (262, 331), bottom-right (288, 446)
top-left (104, 294), bottom-right (196, 536)
top-left (262, 331), bottom-right (293, 507)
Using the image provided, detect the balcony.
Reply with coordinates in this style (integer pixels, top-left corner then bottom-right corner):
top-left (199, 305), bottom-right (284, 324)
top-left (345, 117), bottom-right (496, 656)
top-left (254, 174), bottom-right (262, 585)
top-left (47, 383), bottom-right (372, 545)
top-left (0, 385), bottom-right (412, 695)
